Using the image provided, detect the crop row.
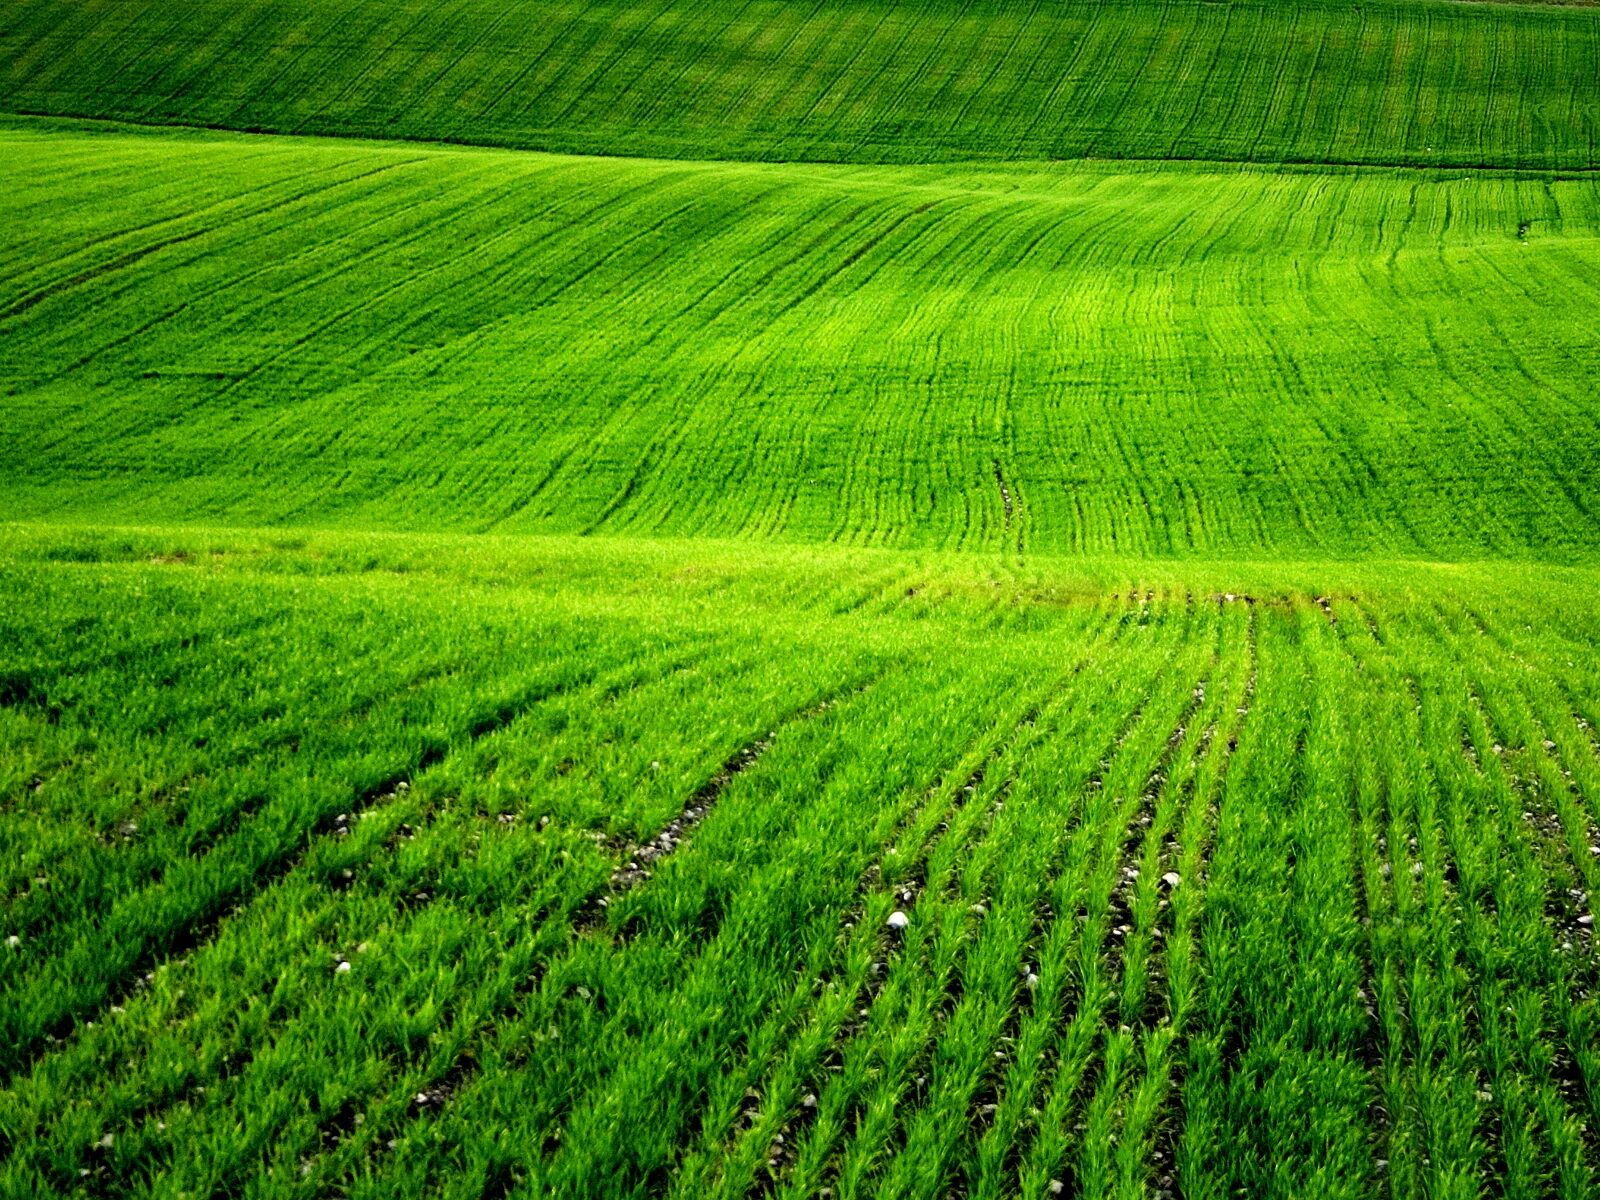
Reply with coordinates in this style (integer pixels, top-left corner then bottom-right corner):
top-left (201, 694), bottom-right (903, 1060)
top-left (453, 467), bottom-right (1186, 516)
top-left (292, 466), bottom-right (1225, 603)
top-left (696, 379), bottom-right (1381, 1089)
top-left (2, 531), bottom-right (1599, 1197)
top-left (1, 0), bottom-right (1597, 169)
top-left (4, 124), bottom-right (1600, 562)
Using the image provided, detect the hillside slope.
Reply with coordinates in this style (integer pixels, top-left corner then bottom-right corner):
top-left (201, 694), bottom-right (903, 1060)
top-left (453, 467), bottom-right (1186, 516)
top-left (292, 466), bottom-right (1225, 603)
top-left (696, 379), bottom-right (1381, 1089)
top-left (2, 0), bottom-right (1598, 168)
top-left (4, 121), bottom-right (1600, 560)
top-left (6, 2), bottom-right (1600, 1196)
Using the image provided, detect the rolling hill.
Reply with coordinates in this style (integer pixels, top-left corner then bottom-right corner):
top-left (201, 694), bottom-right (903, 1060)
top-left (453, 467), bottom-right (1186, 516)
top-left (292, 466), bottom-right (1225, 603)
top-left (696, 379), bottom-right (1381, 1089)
top-left (2, 0), bottom-right (1599, 168)
top-left (3, 0), bottom-right (1600, 1196)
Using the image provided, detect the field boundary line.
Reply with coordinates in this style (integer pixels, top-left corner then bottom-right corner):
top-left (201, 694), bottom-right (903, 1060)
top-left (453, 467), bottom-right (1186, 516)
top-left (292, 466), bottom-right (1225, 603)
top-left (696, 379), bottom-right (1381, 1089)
top-left (6, 112), bottom-right (1600, 179)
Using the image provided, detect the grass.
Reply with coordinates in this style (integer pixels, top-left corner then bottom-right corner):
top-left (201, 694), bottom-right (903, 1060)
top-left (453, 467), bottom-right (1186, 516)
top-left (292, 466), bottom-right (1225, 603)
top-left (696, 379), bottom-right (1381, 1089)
top-left (5, 119), bottom-right (1600, 560)
top-left (2, 527), bottom-right (1599, 1199)
top-left (2, 0), bottom-right (1599, 169)
top-left (4, 0), bottom-right (1600, 1194)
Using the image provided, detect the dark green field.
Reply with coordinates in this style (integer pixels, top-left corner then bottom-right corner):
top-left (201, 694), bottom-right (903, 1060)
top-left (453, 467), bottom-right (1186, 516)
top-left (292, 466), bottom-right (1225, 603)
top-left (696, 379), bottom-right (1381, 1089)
top-left (4, 0), bottom-right (1600, 168)
top-left (3, 1), bottom-right (1600, 1197)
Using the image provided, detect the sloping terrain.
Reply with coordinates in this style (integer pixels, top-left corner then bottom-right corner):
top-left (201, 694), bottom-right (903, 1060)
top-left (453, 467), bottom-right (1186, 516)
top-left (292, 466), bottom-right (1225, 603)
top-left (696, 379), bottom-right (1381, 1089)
top-left (2, 0), bottom-right (1598, 168)
top-left (3, 0), bottom-right (1600, 1196)
top-left (4, 121), bottom-right (1600, 558)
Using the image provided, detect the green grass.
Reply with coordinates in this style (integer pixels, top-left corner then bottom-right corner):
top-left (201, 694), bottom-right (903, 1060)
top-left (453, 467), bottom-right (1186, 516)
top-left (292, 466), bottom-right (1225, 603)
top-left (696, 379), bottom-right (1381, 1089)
top-left (2, 0), bottom-right (1599, 169)
top-left (5, 119), bottom-right (1600, 559)
top-left (2, 527), bottom-right (1600, 1199)
top-left (5, 0), bottom-right (1600, 1194)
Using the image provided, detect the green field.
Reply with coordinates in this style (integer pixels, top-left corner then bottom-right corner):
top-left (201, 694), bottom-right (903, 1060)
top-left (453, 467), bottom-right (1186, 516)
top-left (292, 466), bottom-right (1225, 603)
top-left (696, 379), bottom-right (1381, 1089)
top-left (7, 121), bottom-right (1600, 558)
top-left (4, 0), bottom-right (1600, 1196)
top-left (3, 0), bottom-right (1599, 168)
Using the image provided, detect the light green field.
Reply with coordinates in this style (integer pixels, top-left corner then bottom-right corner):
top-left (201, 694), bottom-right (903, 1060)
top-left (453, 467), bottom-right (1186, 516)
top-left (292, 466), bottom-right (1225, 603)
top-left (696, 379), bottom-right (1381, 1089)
top-left (4, 0), bottom-right (1600, 1196)
top-left (5, 121), bottom-right (1600, 558)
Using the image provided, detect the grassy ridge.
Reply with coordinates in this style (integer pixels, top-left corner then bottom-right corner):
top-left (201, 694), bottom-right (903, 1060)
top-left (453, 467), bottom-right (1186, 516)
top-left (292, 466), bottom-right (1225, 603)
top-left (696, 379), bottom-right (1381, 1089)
top-left (1, 0), bottom-right (1598, 169)
top-left (3, 525), bottom-right (1599, 1197)
top-left (5, 121), bottom-right (1600, 559)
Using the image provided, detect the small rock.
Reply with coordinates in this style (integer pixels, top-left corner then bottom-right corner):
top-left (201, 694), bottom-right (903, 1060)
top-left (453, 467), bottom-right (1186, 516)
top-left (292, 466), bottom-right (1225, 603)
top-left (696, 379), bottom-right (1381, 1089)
top-left (1050, 1182), bottom-right (1065, 1195)
top-left (887, 911), bottom-right (909, 931)
top-left (802, 1093), bottom-right (818, 1109)
top-left (97, 1133), bottom-right (115, 1150)
top-left (970, 904), bottom-right (987, 916)
top-left (335, 960), bottom-right (351, 974)
top-left (5, 935), bottom-right (18, 948)
top-left (1161, 872), bottom-right (1181, 889)
top-left (1580, 915), bottom-right (1595, 928)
